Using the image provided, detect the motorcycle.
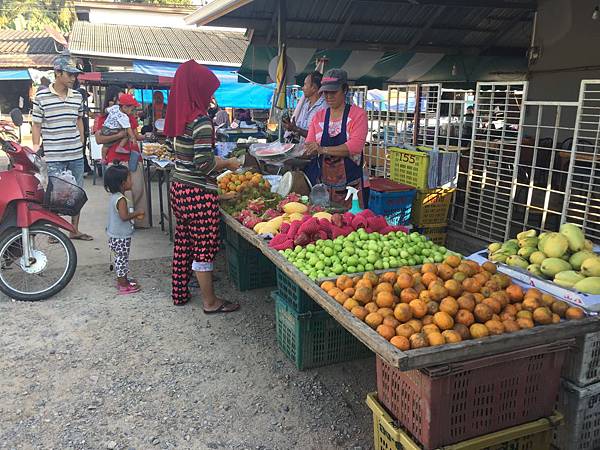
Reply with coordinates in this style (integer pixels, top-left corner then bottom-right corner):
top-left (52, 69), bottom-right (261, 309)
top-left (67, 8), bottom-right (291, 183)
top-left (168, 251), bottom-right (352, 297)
top-left (0, 138), bottom-right (80, 301)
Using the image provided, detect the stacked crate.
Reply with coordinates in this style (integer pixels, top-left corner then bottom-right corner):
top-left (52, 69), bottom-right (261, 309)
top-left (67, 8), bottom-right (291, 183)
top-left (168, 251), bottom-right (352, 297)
top-left (367, 341), bottom-right (569, 450)
top-left (387, 147), bottom-right (455, 245)
top-left (368, 178), bottom-right (416, 226)
top-left (223, 222), bottom-right (276, 291)
top-left (272, 270), bottom-right (371, 370)
top-left (554, 331), bottom-right (600, 450)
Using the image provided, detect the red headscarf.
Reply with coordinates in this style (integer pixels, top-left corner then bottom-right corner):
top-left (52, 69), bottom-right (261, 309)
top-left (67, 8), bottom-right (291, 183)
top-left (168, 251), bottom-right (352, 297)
top-left (164, 60), bottom-right (220, 137)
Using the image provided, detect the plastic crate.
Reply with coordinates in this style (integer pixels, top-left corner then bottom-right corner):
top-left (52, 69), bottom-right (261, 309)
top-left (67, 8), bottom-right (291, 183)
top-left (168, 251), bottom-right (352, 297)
top-left (276, 268), bottom-right (323, 313)
top-left (369, 189), bottom-right (416, 226)
top-left (225, 242), bottom-right (276, 291)
top-left (273, 291), bottom-right (371, 370)
top-left (389, 147), bottom-right (430, 189)
top-left (412, 188), bottom-right (454, 227)
top-left (225, 222), bottom-right (254, 252)
top-left (554, 379), bottom-right (600, 450)
top-left (562, 331), bottom-right (600, 387)
top-left (375, 341), bottom-right (569, 450)
top-left (366, 392), bottom-right (562, 450)
top-left (415, 225), bottom-right (447, 245)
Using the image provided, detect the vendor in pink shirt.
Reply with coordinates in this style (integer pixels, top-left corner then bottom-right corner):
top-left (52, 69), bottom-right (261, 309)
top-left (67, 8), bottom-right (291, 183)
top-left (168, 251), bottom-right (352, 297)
top-left (304, 68), bottom-right (368, 208)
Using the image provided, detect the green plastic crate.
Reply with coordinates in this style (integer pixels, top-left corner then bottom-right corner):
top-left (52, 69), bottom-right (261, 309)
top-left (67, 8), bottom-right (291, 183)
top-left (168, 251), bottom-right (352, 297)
top-left (225, 242), bottom-right (276, 291)
top-left (273, 291), bottom-right (371, 370)
top-left (225, 222), bottom-right (254, 252)
top-left (276, 268), bottom-right (323, 313)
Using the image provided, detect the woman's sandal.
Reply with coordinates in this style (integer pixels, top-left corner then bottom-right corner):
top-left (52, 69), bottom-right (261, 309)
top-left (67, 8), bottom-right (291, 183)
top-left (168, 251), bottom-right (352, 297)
top-left (203, 301), bottom-right (240, 314)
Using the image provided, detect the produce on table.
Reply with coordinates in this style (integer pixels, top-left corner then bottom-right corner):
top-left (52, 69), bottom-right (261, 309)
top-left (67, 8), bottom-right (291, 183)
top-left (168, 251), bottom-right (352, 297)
top-left (268, 209), bottom-right (409, 253)
top-left (488, 224), bottom-right (600, 294)
top-left (279, 228), bottom-right (455, 280)
top-left (320, 257), bottom-right (586, 350)
top-left (218, 171), bottom-right (270, 194)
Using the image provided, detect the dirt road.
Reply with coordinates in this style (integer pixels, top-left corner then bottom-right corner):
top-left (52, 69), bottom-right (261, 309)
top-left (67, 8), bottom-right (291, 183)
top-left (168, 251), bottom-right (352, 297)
top-left (0, 256), bottom-right (375, 450)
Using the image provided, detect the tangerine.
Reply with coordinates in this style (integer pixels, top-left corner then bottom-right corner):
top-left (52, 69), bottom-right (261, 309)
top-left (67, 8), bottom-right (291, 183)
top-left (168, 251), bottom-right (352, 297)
top-left (390, 335), bottom-right (410, 351)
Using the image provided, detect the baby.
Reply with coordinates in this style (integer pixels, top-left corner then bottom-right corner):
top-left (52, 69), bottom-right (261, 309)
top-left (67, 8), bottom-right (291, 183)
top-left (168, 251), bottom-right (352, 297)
top-left (101, 93), bottom-right (140, 157)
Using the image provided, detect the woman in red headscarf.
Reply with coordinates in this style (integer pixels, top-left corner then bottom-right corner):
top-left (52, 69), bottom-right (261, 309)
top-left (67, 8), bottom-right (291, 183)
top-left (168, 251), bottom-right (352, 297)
top-left (165, 60), bottom-right (241, 310)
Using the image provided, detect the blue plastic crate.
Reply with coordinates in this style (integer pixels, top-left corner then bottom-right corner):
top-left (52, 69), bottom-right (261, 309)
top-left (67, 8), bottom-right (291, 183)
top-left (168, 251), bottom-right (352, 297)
top-left (369, 189), bottom-right (416, 226)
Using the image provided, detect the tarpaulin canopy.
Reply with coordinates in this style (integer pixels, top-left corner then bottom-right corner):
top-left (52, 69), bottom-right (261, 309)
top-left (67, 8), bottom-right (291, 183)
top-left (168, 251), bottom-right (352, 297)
top-left (78, 71), bottom-right (173, 88)
top-left (0, 69), bottom-right (31, 81)
top-left (133, 60), bottom-right (276, 110)
top-left (240, 46), bottom-right (527, 88)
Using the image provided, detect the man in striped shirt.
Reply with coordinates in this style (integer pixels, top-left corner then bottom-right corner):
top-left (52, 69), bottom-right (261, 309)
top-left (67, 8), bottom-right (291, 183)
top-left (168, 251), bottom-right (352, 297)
top-left (32, 54), bottom-right (93, 241)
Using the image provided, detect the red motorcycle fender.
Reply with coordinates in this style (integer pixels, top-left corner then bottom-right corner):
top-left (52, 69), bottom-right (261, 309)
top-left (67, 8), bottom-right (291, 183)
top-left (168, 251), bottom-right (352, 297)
top-left (16, 201), bottom-right (76, 233)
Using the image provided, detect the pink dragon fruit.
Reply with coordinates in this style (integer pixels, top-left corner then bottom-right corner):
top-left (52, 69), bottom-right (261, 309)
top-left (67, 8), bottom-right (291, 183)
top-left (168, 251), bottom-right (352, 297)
top-left (277, 193), bottom-right (301, 211)
top-left (247, 198), bottom-right (266, 213)
top-left (242, 214), bottom-right (262, 229)
top-left (261, 209), bottom-right (281, 221)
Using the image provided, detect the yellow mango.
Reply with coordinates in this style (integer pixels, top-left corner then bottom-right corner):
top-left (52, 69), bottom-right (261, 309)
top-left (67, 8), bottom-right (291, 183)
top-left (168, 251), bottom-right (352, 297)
top-left (282, 202), bottom-right (308, 214)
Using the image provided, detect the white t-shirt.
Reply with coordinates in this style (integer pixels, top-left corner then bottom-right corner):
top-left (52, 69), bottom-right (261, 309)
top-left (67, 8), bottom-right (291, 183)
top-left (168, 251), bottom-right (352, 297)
top-left (104, 105), bottom-right (131, 130)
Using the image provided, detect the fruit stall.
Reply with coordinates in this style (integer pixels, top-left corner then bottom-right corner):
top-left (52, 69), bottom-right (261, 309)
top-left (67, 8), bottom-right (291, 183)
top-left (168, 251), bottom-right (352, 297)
top-left (214, 150), bottom-right (600, 449)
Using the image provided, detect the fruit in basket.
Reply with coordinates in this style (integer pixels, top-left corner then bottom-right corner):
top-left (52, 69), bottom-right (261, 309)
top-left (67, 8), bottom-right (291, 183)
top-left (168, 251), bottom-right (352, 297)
top-left (569, 250), bottom-right (597, 270)
top-left (323, 258), bottom-right (587, 350)
top-left (540, 258), bottom-right (572, 277)
top-left (560, 223), bottom-right (586, 252)
top-left (529, 251), bottom-right (547, 265)
top-left (581, 257), bottom-right (600, 277)
top-left (539, 233), bottom-right (569, 258)
top-left (390, 335), bottom-right (410, 350)
top-left (573, 277), bottom-right (600, 294)
top-left (506, 255), bottom-right (529, 269)
top-left (553, 270), bottom-right (586, 288)
top-left (282, 202), bottom-right (308, 214)
top-left (565, 307), bottom-right (585, 320)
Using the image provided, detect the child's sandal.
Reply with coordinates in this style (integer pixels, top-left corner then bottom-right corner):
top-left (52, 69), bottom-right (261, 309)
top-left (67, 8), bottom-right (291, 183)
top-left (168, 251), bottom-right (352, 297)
top-left (118, 284), bottom-right (140, 295)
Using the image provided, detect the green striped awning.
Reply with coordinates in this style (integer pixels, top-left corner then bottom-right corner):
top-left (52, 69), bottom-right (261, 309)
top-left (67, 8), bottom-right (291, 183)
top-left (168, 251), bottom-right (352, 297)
top-left (240, 45), bottom-right (527, 88)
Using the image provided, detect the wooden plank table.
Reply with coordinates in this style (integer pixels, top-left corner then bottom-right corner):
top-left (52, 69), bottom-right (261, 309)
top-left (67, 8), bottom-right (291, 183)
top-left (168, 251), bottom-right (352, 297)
top-left (221, 212), bottom-right (600, 371)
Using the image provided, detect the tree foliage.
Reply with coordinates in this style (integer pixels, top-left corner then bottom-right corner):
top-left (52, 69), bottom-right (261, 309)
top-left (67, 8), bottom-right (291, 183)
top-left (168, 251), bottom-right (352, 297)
top-left (0, 0), bottom-right (75, 32)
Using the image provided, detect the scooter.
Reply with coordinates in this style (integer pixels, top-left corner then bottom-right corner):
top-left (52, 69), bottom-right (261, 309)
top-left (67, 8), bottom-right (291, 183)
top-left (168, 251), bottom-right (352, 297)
top-left (0, 138), bottom-right (78, 301)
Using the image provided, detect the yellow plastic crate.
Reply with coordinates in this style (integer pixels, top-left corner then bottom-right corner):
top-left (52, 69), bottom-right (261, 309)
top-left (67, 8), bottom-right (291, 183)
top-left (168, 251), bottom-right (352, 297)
top-left (415, 225), bottom-right (448, 246)
top-left (412, 188), bottom-right (455, 227)
top-left (366, 392), bottom-right (562, 450)
top-left (389, 147), bottom-right (430, 189)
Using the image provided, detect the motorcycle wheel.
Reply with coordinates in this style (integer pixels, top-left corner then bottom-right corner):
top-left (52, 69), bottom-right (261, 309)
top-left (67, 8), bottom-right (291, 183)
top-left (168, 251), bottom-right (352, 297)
top-left (0, 225), bottom-right (77, 301)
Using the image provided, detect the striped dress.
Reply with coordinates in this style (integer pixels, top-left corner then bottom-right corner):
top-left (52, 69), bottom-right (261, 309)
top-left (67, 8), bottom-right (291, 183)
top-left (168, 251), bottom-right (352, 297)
top-left (170, 115), bottom-right (217, 191)
top-left (32, 85), bottom-right (84, 162)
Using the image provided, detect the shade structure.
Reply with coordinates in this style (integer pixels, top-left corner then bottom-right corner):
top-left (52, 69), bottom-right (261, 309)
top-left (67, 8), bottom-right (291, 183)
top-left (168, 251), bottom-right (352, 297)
top-left (132, 60), bottom-right (276, 110)
top-left (0, 69), bottom-right (31, 81)
top-left (240, 46), bottom-right (527, 88)
top-left (78, 72), bottom-right (173, 88)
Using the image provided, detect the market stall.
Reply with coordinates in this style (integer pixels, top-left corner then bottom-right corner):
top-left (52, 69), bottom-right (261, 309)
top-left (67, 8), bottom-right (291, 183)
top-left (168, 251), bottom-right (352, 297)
top-left (214, 143), bottom-right (600, 450)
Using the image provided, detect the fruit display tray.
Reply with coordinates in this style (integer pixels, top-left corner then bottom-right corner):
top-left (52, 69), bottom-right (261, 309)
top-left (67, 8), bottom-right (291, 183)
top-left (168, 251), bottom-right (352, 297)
top-left (469, 250), bottom-right (600, 312)
top-left (367, 392), bottom-right (563, 450)
top-left (221, 211), bottom-right (600, 370)
top-left (375, 341), bottom-right (569, 449)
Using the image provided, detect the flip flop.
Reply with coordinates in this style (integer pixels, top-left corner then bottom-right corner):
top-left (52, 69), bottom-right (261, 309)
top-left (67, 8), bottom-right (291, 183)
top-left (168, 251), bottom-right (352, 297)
top-left (203, 301), bottom-right (240, 314)
top-left (70, 233), bottom-right (94, 241)
top-left (118, 284), bottom-right (140, 295)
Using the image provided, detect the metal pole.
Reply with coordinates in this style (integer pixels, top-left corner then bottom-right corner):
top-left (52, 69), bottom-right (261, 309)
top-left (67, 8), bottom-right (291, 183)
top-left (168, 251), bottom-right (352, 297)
top-left (277, 0), bottom-right (287, 142)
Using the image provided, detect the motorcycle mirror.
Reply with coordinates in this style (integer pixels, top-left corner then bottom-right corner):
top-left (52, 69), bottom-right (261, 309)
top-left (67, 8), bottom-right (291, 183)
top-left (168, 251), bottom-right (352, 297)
top-left (10, 108), bottom-right (23, 127)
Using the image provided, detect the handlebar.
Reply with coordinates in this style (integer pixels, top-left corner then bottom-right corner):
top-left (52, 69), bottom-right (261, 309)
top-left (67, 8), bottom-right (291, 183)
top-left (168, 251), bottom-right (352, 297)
top-left (0, 136), bottom-right (17, 153)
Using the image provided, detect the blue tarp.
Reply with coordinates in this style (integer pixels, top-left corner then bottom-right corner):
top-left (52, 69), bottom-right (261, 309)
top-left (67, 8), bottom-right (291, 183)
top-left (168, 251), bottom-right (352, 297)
top-left (132, 60), bottom-right (276, 109)
top-left (0, 69), bottom-right (31, 81)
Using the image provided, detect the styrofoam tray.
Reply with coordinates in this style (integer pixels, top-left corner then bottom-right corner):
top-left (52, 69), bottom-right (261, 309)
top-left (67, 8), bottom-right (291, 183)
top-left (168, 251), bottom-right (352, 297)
top-left (468, 250), bottom-right (600, 312)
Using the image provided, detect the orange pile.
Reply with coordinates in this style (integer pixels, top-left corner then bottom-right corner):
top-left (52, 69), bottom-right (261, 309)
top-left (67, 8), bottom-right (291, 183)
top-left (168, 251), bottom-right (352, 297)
top-left (320, 256), bottom-right (586, 351)
top-left (218, 171), bottom-right (269, 193)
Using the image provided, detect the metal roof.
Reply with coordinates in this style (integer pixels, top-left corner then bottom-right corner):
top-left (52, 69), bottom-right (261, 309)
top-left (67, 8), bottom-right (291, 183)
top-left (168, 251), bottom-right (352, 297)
top-left (68, 21), bottom-right (249, 66)
top-left (0, 54), bottom-right (56, 69)
top-left (186, 0), bottom-right (535, 54)
top-left (0, 30), bottom-right (59, 55)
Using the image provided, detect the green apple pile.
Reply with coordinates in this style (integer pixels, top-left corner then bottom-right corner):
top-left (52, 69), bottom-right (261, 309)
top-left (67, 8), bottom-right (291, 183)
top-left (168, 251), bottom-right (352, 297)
top-left (487, 223), bottom-right (600, 294)
top-left (280, 229), bottom-right (457, 281)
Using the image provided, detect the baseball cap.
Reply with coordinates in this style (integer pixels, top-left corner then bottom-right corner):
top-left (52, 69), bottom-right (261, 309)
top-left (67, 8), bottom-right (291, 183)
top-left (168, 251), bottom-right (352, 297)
top-left (118, 93), bottom-right (140, 107)
top-left (53, 54), bottom-right (82, 74)
top-left (319, 68), bottom-right (348, 93)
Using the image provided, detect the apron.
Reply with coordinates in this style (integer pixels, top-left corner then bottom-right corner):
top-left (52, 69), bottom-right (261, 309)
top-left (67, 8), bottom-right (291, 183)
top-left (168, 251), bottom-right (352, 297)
top-left (304, 105), bottom-right (364, 208)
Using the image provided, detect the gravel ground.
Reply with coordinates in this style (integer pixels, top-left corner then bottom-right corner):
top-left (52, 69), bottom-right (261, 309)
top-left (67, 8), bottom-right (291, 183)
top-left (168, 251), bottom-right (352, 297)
top-left (0, 255), bottom-right (376, 450)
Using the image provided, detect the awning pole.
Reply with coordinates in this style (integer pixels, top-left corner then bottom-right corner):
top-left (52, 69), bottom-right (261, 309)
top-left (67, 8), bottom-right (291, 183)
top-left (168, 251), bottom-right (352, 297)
top-left (277, 0), bottom-right (287, 141)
